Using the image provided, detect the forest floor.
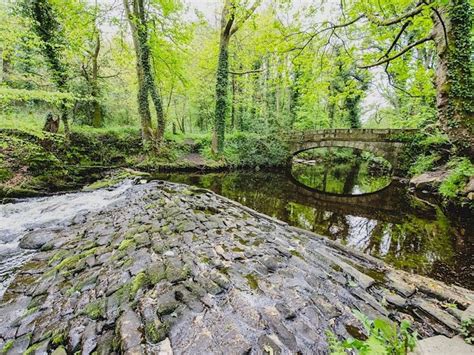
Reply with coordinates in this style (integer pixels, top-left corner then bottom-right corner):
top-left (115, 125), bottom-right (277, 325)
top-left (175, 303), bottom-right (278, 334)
top-left (0, 180), bottom-right (472, 354)
top-left (183, 153), bottom-right (207, 167)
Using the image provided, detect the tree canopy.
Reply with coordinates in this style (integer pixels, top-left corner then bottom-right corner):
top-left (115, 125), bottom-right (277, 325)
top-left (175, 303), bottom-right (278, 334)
top-left (0, 0), bottom-right (472, 151)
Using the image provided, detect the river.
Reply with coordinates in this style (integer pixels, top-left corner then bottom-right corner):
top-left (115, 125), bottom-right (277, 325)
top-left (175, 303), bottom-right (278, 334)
top-left (0, 160), bottom-right (472, 292)
top-left (153, 165), bottom-right (473, 289)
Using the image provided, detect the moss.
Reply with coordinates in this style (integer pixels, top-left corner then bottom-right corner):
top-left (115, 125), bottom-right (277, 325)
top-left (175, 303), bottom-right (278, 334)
top-left (145, 321), bottom-right (168, 344)
top-left (245, 274), bottom-right (259, 290)
top-left (147, 265), bottom-right (167, 285)
top-left (48, 250), bottom-right (71, 266)
top-left (1, 339), bottom-right (14, 354)
top-left (200, 256), bottom-right (210, 264)
top-left (237, 237), bottom-right (249, 246)
top-left (55, 255), bottom-right (82, 271)
top-left (130, 272), bottom-right (149, 297)
top-left (289, 249), bottom-right (305, 260)
top-left (24, 342), bottom-right (42, 355)
top-left (83, 299), bottom-right (105, 320)
top-left (118, 239), bottom-right (136, 251)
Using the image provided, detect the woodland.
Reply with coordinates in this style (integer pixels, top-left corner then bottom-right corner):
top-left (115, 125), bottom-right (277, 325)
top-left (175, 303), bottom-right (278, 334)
top-left (0, 0), bottom-right (472, 183)
top-left (0, 1), bottom-right (473, 354)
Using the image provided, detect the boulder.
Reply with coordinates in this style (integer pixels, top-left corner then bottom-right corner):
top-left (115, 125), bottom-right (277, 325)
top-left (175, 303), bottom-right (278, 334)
top-left (411, 335), bottom-right (472, 355)
top-left (19, 230), bottom-right (54, 250)
top-left (409, 170), bottom-right (449, 192)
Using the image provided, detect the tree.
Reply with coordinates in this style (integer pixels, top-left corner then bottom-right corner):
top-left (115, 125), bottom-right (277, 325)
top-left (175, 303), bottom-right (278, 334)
top-left (212, 0), bottom-right (261, 154)
top-left (359, 0), bottom-right (473, 153)
top-left (123, 0), bottom-right (166, 145)
top-left (21, 0), bottom-right (71, 136)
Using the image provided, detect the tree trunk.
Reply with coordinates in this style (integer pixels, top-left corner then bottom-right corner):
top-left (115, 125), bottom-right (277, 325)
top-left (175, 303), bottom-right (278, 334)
top-left (91, 32), bottom-right (102, 128)
top-left (432, 1), bottom-right (474, 154)
top-left (123, 0), bottom-right (152, 143)
top-left (212, 36), bottom-right (230, 154)
top-left (231, 74), bottom-right (236, 130)
top-left (136, 0), bottom-right (165, 145)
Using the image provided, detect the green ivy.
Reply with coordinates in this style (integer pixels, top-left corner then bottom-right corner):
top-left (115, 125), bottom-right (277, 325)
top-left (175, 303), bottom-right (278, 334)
top-left (446, 0), bottom-right (474, 136)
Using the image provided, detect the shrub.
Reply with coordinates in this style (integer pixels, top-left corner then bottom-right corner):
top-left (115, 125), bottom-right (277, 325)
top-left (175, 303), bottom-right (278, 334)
top-left (409, 154), bottom-right (441, 176)
top-left (201, 132), bottom-right (290, 168)
top-left (439, 158), bottom-right (474, 199)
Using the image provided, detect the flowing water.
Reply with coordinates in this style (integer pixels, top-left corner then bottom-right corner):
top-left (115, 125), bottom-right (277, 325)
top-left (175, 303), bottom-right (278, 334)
top-left (0, 180), bottom-right (135, 296)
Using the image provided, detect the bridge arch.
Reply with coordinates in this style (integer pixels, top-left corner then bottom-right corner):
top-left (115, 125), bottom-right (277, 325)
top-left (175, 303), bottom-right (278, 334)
top-left (285, 128), bottom-right (416, 171)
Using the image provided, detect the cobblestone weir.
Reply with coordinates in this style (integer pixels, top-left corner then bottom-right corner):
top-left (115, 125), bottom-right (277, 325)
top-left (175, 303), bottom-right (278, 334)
top-left (0, 181), bottom-right (472, 354)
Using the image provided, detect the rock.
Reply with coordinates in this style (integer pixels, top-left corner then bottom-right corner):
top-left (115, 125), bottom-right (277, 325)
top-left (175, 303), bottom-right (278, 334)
top-left (461, 304), bottom-right (474, 323)
top-left (118, 308), bottom-right (143, 353)
top-left (1, 181), bottom-right (473, 354)
top-left (258, 334), bottom-right (287, 354)
top-left (6, 334), bottom-right (30, 355)
top-left (409, 170), bottom-right (449, 192)
top-left (411, 335), bottom-right (472, 355)
top-left (156, 338), bottom-right (173, 355)
top-left (156, 292), bottom-right (180, 316)
top-left (51, 346), bottom-right (67, 355)
top-left (95, 330), bottom-right (115, 355)
top-left (19, 230), bottom-right (54, 249)
top-left (385, 271), bottom-right (416, 297)
top-left (181, 222), bottom-right (196, 232)
top-left (412, 298), bottom-right (459, 331)
top-left (81, 321), bottom-right (97, 355)
top-left (463, 176), bottom-right (474, 194)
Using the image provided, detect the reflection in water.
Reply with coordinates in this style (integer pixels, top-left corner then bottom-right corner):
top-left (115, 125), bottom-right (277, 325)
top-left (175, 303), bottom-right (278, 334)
top-left (291, 148), bottom-right (392, 194)
top-left (153, 170), bottom-right (473, 289)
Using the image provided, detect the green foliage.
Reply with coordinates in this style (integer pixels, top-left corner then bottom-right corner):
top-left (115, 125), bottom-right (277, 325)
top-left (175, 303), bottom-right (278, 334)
top-left (203, 132), bottom-right (289, 168)
top-left (439, 157), bottom-right (474, 198)
top-left (409, 154), bottom-right (441, 176)
top-left (328, 310), bottom-right (417, 355)
top-left (0, 87), bottom-right (85, 108)
top-left (460, 317), bottom-right (474, 345)
top-left (446, 0), bottom-right (474, 130)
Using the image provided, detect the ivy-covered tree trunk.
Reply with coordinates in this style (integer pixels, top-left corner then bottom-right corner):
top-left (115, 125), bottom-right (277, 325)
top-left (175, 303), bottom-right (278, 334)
top-left (124, 0), bottom-right (166, 146)
top-left (212, 37), bottom-right (230, 154)
top-left (432, 0), bottom-right (474, 154)
top-left (135, 0), bottom-right (165, 144)
top-left (23, 0), bottom-right (70, 138)
top-left (124, 0), bottom-right (152, 143)
top-left (91, 32), bottom-right (102, 128)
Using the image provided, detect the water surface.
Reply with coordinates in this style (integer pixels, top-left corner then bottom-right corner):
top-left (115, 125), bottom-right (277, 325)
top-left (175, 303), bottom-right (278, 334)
top-left (153, 170), bottom-right (473, 289)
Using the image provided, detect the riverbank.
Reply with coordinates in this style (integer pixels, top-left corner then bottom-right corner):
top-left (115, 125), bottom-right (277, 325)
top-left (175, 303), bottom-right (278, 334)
top-left (0, 129), bottom-right (289, 198)
top-left (0, 180), bottom-right (473, 354)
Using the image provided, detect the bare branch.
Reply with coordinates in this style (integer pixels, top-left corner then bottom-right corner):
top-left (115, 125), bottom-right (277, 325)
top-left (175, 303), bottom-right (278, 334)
top-left (378, 21), bottom-right (410, 61)
top-left (366, 2), bottom-right (428, 26)
top-left (359, 35), bottom-right (434, 69)
top-left (229, 69), bottom-right (264, 75)
top-left (288, 15), bottom-right (364, 54)
top-left (230, 0), bottom-right (262, 36)
top-left (431, 7), bottom-right (448, 47)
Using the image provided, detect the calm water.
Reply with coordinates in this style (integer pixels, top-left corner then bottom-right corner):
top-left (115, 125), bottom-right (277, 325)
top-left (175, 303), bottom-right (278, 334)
top-left (154, 168), bottom-right (473, 289)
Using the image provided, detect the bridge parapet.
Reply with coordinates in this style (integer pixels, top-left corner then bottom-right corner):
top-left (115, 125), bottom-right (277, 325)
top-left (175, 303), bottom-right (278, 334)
top-left (284, 128), bottom-right (418, 171)
top-left (284, 128), bottom-right (418, 143)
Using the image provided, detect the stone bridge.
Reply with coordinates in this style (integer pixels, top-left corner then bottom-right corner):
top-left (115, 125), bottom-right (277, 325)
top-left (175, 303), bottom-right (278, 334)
top-left (285, 128), bottom-right (418, 170)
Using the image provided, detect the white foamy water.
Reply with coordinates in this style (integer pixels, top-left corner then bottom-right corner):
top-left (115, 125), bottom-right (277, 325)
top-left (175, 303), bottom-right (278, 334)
top-left (0, 180), bottom-right (134, 244)
top-left (0, 180), bottom-right (136, 298)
